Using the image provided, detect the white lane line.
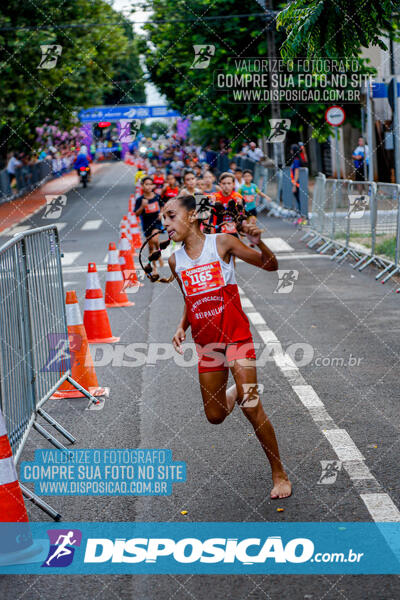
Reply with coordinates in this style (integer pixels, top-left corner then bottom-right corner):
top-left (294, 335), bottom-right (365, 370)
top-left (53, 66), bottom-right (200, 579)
top-left (240, 287), bottom-right (400, 523)
top-left (293, 385), bottom-right (325, 408)
top-left (322, 429), bottom-right (365, 462)
top-left (262, 237), bottom-right (294, 253)
top-left (360, 494), bottom-right (400, 522)
top-left (4, 225), bottom-right (31, 236)
top-left (3, 222), bottom-right (67, 236)
top-left (61, 252), bottom-right (82, 266)
top-left (236, 252), bottom-right (329, 264)
top-left (247, 311), bottom-right (266, 326)
top-left (275, 253), bottom-right (330, 260)
top-left (63, 264), bottom-right (107, 273)
top-left (81, 219), bottom-right (103, 231)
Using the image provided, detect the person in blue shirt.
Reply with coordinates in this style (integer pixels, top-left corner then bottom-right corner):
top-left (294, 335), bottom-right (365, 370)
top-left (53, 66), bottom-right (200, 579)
top-left (352, 137), bottom-right (369, 181)
top-left (290, 144), bottom-right (303, 215)
top-left (239, 170), bottom-right (271, 224)
top-left (74, 152), bottom-right (90, 181)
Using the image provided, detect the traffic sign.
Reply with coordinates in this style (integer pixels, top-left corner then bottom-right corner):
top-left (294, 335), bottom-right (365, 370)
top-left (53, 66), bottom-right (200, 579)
top-left (325, 106), bottom-right (346, 127)
top-left (98, 122), bottom-right (111, 128)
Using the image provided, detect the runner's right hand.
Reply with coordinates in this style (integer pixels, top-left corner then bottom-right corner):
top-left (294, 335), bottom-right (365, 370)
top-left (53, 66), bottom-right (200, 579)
top-left (172, 327), bottom-right (186, 354)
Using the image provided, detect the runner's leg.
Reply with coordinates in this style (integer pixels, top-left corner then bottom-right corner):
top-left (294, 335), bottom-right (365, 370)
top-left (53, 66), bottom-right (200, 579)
top-left (230, 358), bottom-right (292, 498)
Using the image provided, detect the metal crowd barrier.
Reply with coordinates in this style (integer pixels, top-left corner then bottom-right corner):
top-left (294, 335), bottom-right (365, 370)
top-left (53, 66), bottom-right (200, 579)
top-left (302, 175), bottom-right (400, 286)
top-left (0, 225), bottom-right (99, 519)
top-left (0, 160), bottom-right (52, 204)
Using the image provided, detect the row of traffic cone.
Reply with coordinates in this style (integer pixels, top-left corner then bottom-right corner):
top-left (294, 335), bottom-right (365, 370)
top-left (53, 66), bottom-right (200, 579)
top-left (53, 196), bottom-right (143, 398)
top-left (0, 194), bottom-right (144, 526)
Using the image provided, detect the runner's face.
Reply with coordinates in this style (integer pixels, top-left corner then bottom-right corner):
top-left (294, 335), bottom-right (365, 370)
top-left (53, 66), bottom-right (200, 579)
top-left (162, 198), bottom-right (192, 242)
top-left (184, 173), bottom-right (196, 189)
top-left (167, 174), bottom-right (176, 186)
top-left (143, 180), bottom-right (153, 193)
top-left (244, 173), bottom-right (252, 184)
top-left (220, 177), bottom-right (234, 195)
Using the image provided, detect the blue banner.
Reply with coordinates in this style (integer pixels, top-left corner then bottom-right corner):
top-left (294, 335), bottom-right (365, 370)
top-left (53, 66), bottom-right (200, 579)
top-left (372, 82), bottom-right (400, 98)
top-left (0, 522), bottom-right (399, 574)
top-left (78, 105), bottom-right (181, 122)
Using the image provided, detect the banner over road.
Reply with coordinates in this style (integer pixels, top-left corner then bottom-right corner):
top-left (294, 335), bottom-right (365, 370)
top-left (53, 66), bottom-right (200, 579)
top-left (78, 105), bottom-right (181, 122)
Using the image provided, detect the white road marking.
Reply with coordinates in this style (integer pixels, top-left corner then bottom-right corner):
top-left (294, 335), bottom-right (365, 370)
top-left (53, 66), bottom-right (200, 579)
top-left (81, 219), bottom-right (103, 230)
top-left (239, 287), bottom-right (400, 523)
top-left (262, 237), bottom-right (294, 253)
top-left (236, 252), bottom-right (329, 264)
top-left (63, 264), bottom-right (107, 273)
top-left (322, 429), bottom-right (365, 462)
top-left (3, 222), bottom-right (67, 236)
top-left (275, 253), bottom-right (330, 260)
top-left (247, 311), bottom-right (266, 326)
top-left (360, 494), bottom-right (400, 522)
top-left (61, 252), bottom-right (82, 266)
top-left (63, 281), bottom-right (78, 287)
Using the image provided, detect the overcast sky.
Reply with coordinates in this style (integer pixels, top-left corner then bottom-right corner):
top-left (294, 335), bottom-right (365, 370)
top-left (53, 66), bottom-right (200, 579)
top-left (112, 0), bottom-right (166, 105)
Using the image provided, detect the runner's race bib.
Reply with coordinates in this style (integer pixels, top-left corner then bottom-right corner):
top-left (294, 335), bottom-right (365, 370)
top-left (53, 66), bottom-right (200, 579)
top-left (145, 201), bottom-right (160, 214)
top-left (244, 194), bottom-right (255, 205)
top-left (181, 261), bottom-right (225, 296)
top-left (221, 221), bottom-right (237, 234)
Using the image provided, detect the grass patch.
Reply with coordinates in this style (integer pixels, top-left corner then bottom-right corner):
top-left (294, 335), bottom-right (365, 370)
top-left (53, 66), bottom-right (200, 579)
top-left (375, 237), bottom-right (397, 260)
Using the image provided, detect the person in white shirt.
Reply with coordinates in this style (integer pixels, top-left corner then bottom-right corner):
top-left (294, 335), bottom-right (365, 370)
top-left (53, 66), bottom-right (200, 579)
top-left (247, 141), bottom-right (263, 162)
top-left (234, 167), bottom-right (243, 191)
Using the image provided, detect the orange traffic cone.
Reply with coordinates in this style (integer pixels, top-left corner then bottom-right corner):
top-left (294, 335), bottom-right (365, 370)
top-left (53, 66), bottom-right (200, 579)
top-left (105, 242), bottom-right (134, 307)
top-left (120, 216), bottom-right (134, 251)
top-left (51, 291), bottom-right (109, 398)
top-left (130, 214), bottom-right (142, 249)
top-left (0, 407), bottom-right (48, 564)
top-left (129, 194), bottom-right (135, 212)
top-left (118, 234), bottom-right (140, 285)
top-left (0, 408), bottom-right (29, 523)
top-left (83, 263), bottom-right (120, 343)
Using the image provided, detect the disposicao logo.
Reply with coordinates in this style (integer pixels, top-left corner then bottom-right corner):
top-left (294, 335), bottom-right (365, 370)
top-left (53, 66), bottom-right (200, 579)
top-left (42, 529), bottom-right (82, 568)
top-left (83, 536), bottom-right (314, 564)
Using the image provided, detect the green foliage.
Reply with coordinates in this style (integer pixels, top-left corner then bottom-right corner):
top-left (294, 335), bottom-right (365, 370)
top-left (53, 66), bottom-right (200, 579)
top-left (0, 0), bottom-right (145, 155)
top-left (143, 0), bottom-right (282, 143)
top-left (277, 0), bottom-right (399, 59)
top-left (141, 120), bottom-right (169, 137)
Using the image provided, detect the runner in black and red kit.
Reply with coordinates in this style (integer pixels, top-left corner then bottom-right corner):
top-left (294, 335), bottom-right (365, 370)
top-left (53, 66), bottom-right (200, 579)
top-left (163, 194), bottom-right (292, 500)
top-left (135, 176), bottom-right (163, 275)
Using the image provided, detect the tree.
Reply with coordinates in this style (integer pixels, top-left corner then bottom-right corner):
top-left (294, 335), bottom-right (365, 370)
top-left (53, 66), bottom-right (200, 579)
top-left (0, 0), bottom-right (145, 159)
top-left (277, 0), bottom-right (399, 60)
top-left (143, 0), bottom-right (280, 147)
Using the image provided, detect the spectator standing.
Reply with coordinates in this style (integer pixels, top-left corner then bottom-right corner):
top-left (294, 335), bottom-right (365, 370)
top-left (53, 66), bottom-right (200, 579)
top-left (247, 141), bottom-right (264, 162)
top-left (352, 137), bottom-right (369, 181)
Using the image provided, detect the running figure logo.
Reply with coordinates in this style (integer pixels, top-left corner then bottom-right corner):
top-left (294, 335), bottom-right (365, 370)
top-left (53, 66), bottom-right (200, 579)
top-left (274, 270), bottom-right (299, 294)
top-left (317, 460), bottom-right (342, 485)
top-left (191, 45), bottom-right (215, 69)
top-left (43, 195), bottom-right (67, 220)
top-left (267, 119), bottom-right (291, 143)
top-left (38, 44), bottom-right (62, 69)
top-left (119, 119), bottom-right (141, 143)
top-left (238, 383), bottom-right (264, 408)
top-left (42, 529), bottom-right (82, 567)
top-left (42, 333), bottom-right (81, 372)
top-left (348, 195), bottom-right (369, 219)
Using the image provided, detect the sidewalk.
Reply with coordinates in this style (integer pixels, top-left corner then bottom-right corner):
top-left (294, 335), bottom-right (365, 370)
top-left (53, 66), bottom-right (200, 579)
top-left (0, 163), bottom-right (107, 234)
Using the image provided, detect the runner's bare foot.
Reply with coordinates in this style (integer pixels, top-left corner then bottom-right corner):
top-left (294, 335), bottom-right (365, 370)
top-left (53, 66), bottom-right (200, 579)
top-left (271, 474), bottom-right (292, 499)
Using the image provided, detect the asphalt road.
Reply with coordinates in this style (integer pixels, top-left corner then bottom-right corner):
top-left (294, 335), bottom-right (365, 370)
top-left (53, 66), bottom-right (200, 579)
top-left (1, 162), bottom-right (399, 598)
